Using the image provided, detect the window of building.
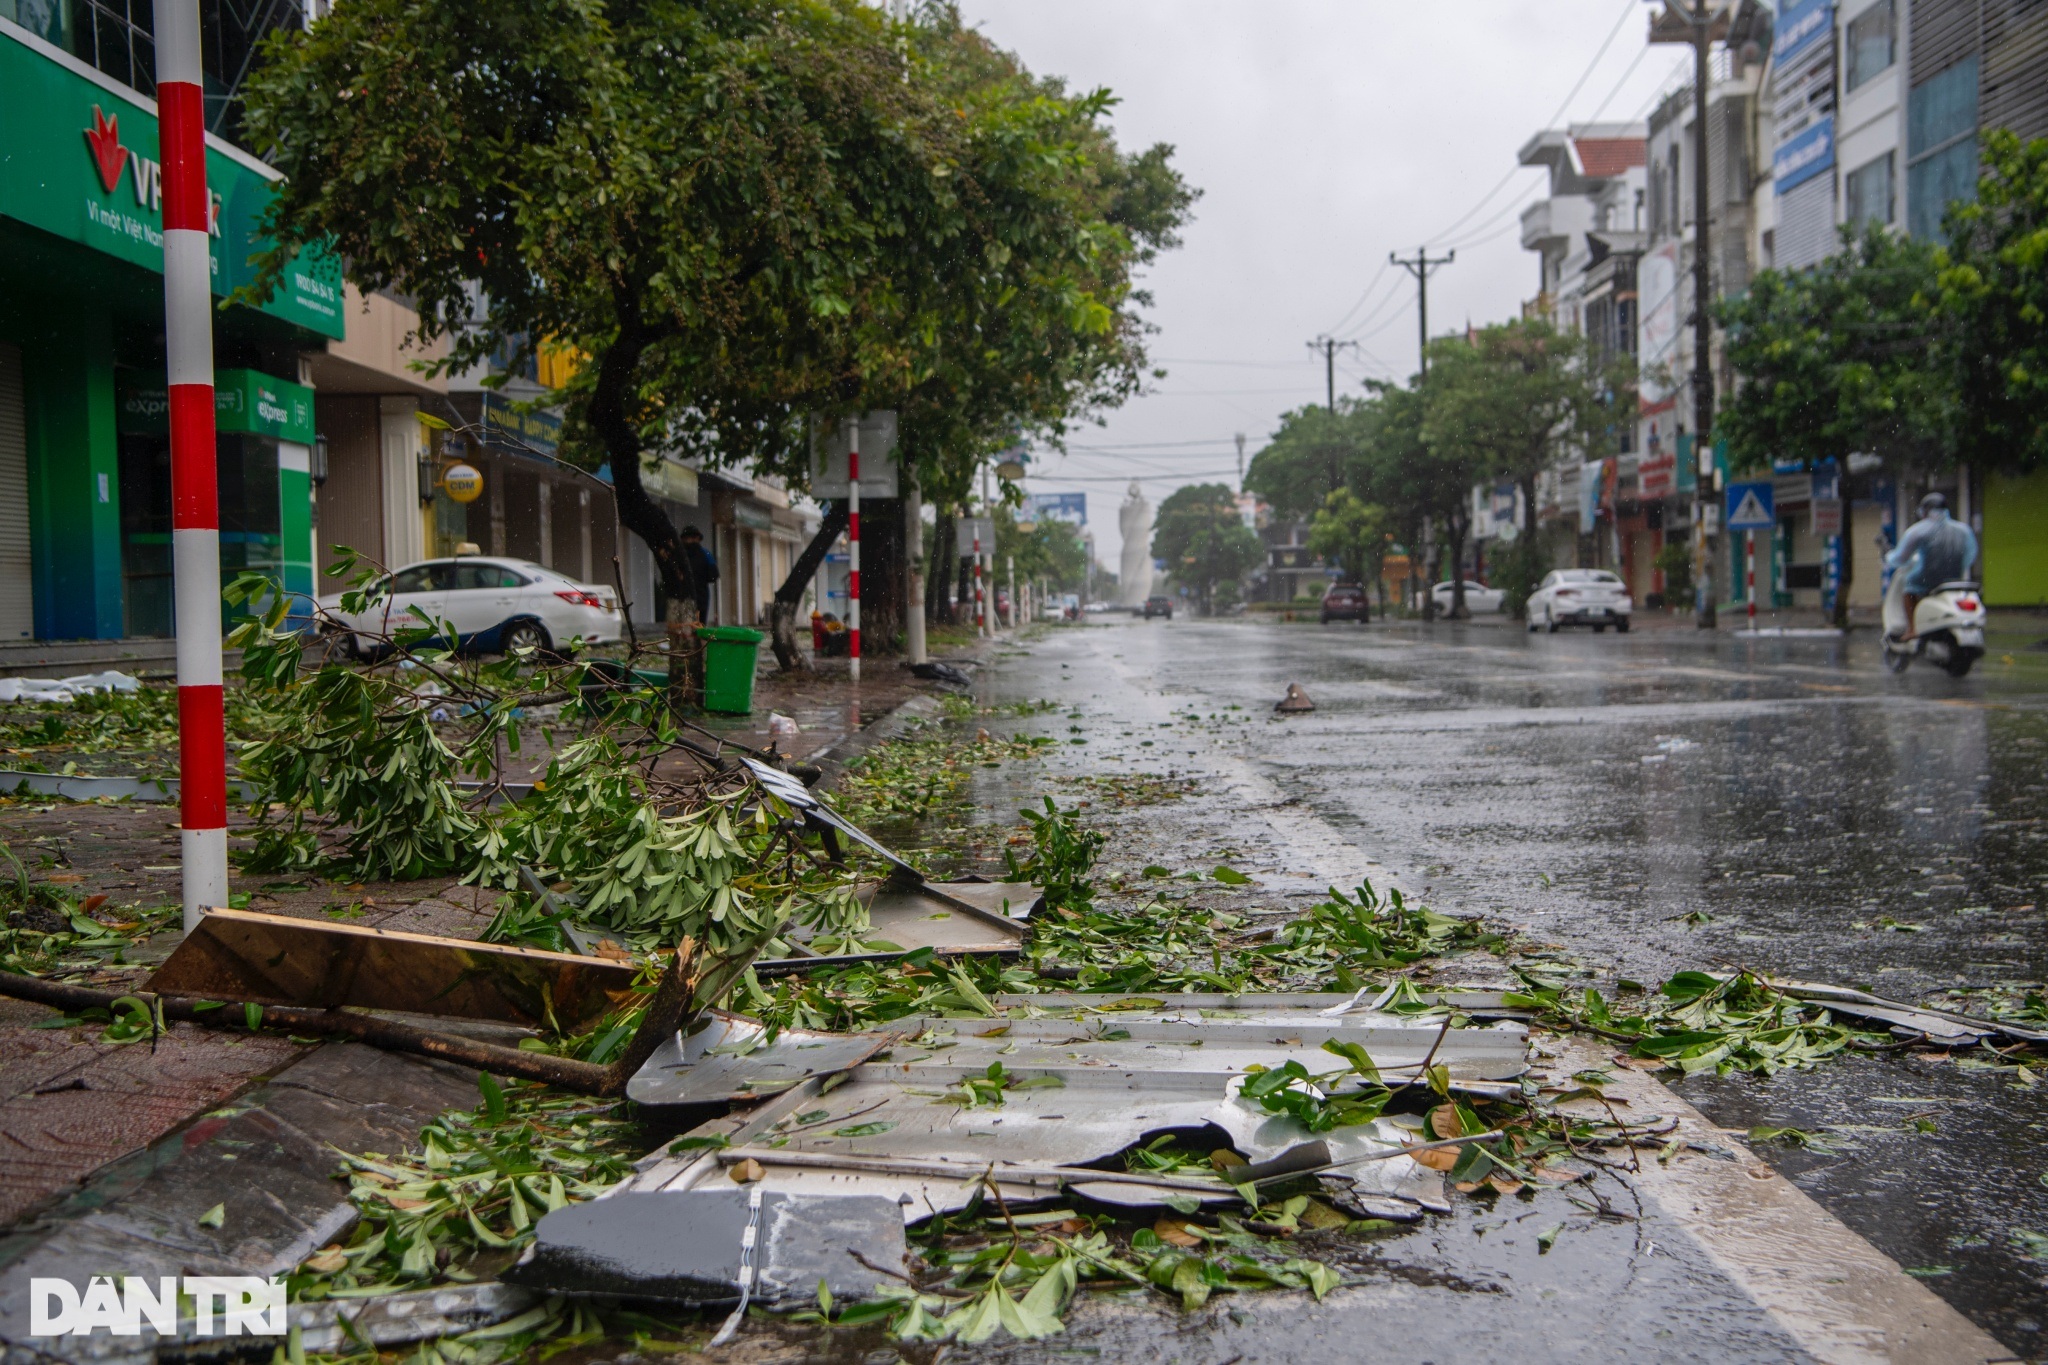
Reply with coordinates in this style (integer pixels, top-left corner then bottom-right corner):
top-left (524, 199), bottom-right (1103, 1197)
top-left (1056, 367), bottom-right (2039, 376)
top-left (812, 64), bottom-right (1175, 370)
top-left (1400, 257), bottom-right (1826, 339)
top-left (1845, 0), bottom-right (1895, 92)
top-left (1846, 152), bottom-right (1895, 226)
top-left (1910, 57), bottom-right (1978, 157)
top-left (1907, 57), bottom-right (1979, 238)
top-left (1909, 138), bottom-right (1979, 239)
top-left (13, 0), bottom-right (305, 147)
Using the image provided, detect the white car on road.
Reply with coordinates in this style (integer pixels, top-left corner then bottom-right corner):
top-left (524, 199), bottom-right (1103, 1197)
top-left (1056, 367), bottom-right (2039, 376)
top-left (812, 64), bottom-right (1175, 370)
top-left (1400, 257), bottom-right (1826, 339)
top-left (319, 556), bottom-right (624, 657)
top-left (1527, 569), bottom-right (1633, 633)
top-left (1418, 580), bottom-right (1507, 614)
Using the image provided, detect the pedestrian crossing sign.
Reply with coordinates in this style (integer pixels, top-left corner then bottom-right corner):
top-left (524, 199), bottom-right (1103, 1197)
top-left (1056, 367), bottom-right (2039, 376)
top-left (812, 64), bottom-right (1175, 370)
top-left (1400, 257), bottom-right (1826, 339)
top-left (1725, 480), bottom-right (1775, 530)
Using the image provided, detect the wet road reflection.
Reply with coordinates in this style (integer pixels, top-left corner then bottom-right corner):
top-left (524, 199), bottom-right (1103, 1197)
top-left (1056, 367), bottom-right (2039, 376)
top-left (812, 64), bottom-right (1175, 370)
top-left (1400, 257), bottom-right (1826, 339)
top-left (1033, 614), bottom-right (2048, 1351)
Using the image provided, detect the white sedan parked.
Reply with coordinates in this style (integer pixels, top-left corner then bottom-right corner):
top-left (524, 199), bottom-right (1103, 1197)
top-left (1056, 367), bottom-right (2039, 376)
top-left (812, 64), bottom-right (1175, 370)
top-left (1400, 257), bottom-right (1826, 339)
top-left (318, 556), bottom-right (623, 657)
top-left (1527, 569), bottom-right (1633, 633)
top-left (1421, 580), bottom-right (1507, 614)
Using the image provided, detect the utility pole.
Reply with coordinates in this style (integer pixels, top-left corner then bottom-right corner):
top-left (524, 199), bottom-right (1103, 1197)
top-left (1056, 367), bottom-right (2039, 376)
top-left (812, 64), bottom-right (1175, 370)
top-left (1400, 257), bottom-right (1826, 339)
top-left (1651, 0), bottom-right (1731, 629)
top-left (1390, 247), bottom-right (1455, 377)
top-left (1305, 336), bottom-right (1359, 413)
top-left (1235, 433), bottom-right (1247, 490)
top-left (157, 0), bottom-right (227, 929)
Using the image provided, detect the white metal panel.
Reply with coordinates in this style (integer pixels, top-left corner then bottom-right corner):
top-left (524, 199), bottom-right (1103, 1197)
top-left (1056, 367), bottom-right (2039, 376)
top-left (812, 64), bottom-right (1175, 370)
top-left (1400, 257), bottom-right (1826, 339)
top-left (0, 345), bottom-right (33, 639)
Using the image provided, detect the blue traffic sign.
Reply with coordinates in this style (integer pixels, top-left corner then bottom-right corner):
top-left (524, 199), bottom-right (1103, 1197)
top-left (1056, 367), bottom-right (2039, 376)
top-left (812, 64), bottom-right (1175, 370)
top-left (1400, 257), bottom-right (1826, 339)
top-left (1725, 480), bottom-right (1776, 531)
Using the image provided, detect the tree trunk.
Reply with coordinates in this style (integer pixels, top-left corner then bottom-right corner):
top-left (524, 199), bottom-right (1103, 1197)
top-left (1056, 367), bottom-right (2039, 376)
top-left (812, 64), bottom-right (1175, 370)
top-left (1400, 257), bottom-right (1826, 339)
top-left (587, 317), bottom-right (701, 708)
top-left (859, 497), bottom-right (905, 655)
top-left (1421, 518), bottom-right (1439, 622)
top-left (769, 503), bottom-right (849, 672)
top-left (1447, 508), bottom-right (1471, 619)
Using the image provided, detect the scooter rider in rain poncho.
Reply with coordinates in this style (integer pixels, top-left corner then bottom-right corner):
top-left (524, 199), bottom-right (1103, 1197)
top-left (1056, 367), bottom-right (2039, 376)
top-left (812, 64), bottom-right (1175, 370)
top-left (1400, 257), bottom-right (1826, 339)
top-left (1884, 492), bottom-right (1978, 640)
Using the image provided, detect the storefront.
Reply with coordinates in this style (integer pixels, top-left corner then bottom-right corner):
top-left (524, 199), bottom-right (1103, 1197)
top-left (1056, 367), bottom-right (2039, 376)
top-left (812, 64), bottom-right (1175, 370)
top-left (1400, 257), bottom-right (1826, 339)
top-left (113, 369), bottom-right (316, 632)
top-left (0, 19), bottom-right (342, 639)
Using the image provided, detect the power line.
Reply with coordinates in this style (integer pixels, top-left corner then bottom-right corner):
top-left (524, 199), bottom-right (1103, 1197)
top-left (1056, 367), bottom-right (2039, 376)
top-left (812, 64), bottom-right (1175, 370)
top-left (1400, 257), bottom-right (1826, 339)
top-left (1582, 41), bottom-right (1652, 123)
top-left (1390, 248), bottom-right (1456, 377)
top-left (1322, 260), bottom-right (1396, 336)
top-left (1425, 0), bottom-right (1639, 245)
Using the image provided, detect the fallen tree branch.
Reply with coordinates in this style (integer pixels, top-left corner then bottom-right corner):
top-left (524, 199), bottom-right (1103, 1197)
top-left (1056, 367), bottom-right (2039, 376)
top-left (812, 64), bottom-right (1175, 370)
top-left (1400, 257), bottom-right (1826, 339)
top-left (0, 939), bottom-right (708, 1097)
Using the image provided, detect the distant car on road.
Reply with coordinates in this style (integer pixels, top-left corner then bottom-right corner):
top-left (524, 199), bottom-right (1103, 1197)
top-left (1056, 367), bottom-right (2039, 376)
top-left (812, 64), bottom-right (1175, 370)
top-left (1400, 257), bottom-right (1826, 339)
top-left (1320, 583), bottom-right (1369, 623)
top-left (1143, 595), bottom-right (1174, 619)
top-left (1084, 600), bottom-right (1113, 614)
top-left (1527, 569), bottom-right (1633, 633)
top-left (319, 555), bottom-right (623, 658)
top-left (1415, 580), bottom-right (1507, 614)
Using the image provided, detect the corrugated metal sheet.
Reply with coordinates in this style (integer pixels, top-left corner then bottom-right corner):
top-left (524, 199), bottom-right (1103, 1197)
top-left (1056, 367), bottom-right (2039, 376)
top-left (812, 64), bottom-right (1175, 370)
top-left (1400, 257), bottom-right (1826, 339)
top-left (1912, 0), bottom-right (1982, 84)
top-left (1984, 0), bottom-right (2048, 140)
top-left (0, 345), bottom-right (30, 641)
top-left (624, 991), bottom-right (1532, 1223)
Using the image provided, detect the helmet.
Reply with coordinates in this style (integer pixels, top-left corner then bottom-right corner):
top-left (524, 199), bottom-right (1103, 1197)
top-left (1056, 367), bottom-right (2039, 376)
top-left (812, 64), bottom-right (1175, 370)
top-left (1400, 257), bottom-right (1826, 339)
top-left (1918, 492), bottom-right (1947, 515)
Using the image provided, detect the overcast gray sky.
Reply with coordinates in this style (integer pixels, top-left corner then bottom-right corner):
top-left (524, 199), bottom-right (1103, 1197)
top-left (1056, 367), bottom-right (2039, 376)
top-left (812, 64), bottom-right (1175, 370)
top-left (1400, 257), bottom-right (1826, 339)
top-left (954, 0), bottom-right (1693, 566)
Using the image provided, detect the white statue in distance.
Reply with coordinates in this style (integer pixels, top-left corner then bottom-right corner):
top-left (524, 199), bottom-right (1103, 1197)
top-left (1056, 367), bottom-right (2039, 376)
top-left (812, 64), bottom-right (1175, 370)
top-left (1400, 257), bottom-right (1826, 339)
top-left (1118, 482), bottom-right (1154, 606)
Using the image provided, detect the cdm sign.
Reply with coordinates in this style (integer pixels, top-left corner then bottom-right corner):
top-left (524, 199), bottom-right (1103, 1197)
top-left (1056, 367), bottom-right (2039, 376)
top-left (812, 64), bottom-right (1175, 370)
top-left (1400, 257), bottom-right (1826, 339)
top-left (30, 1276), bottom-right (285, 1338)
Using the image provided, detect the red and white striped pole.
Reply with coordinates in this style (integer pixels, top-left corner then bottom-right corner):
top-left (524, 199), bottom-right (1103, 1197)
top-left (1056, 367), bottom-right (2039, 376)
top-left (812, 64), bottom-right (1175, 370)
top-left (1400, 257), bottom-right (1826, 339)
top-left (846, 419), bottom-right (861, 684)
top-left (972, 528), bottom-right (983, 632)
top-left (1745, 529), bottom-right (1756, 628)
top-left (156, 0), bottom-right (228, 930)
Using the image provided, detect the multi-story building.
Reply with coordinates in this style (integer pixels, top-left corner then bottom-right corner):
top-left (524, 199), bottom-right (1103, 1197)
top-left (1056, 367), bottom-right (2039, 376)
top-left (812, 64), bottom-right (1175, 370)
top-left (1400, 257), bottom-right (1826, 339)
top-left (1485, 123), bottom-right (1650, 589)
top-left (0, 2), bottom-right (343, 644)
top-left (1736, 0), bottom-right (2048, 612)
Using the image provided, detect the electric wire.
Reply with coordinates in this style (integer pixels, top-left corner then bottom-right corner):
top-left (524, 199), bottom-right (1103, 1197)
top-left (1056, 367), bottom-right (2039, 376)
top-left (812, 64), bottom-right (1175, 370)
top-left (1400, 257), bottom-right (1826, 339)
top-left (1424, 0), bottom-right (1640, 244)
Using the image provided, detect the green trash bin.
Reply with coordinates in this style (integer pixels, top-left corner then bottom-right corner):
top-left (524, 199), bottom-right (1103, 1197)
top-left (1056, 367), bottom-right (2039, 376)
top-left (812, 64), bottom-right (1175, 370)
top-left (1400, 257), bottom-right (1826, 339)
top-left (697, 625), bottom-right (766, 714)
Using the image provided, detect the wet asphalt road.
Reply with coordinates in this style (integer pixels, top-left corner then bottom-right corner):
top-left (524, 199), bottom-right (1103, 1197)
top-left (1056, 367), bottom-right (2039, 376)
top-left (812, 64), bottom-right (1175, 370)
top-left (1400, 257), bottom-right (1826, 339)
top-left (975, 611), bottom-right (2048, 1358)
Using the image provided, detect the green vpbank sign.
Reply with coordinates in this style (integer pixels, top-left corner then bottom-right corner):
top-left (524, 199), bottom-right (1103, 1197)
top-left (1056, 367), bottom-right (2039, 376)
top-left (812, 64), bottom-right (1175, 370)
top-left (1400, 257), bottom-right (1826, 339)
top-left (118, 368), bottom-right (316, 444)
top-left (0, 23), bottom-right (344, 339)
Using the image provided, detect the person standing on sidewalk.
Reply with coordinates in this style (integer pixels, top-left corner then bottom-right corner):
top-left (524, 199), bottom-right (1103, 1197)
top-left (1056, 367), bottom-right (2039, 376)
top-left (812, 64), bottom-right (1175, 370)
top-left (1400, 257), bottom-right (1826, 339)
top-left (682, 526), bottom-right (720, 626)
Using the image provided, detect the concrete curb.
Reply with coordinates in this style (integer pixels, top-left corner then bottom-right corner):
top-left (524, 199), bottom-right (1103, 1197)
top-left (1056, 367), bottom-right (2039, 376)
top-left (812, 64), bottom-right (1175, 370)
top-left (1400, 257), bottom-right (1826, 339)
top-left (1567, 1036), bottom-right (2017, 1364)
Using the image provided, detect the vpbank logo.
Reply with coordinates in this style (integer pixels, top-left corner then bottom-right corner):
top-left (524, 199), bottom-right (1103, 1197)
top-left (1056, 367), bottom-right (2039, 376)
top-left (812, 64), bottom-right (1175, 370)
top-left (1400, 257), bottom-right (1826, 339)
top-left (30, 1276), bottom-right (285, 1338)
top-left (83, 105), bottom-right (128, 195)
top-left (79, 103), bottom-right (223, 236)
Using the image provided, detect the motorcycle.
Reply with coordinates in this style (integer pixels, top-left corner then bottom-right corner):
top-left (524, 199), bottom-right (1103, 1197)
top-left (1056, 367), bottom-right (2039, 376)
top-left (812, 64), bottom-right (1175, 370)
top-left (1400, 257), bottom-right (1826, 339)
top-left (1880, 570), bottom-right (1986, 677)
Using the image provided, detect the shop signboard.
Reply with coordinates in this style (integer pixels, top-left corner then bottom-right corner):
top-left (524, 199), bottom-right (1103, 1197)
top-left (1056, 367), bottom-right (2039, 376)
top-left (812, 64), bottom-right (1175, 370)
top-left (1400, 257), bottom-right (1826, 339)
top-left (481, 393), bottom-right (563, 455)
top-left (640, 458), bottom-right (699, 507)
top-left (1773, 117), bottom-right (1835, 194)
top-left (1638, 452), bottom-right (1677, 499)
top-left (1027, 492), bottom-right (1087, 525)
top-left (1774, 0), bottom-right (1835, 64)
top-left (0, 26), bottom-right (344, 338)
top-left (116, 368), bottom-right (315, 444)
top-left (809, 412), bottom-right (899, 498)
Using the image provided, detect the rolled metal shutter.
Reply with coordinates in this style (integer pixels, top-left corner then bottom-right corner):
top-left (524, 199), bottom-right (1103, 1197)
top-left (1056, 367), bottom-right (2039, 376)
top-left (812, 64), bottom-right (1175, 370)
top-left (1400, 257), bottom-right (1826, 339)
top-left (0, 345), bottom-right (32, 639)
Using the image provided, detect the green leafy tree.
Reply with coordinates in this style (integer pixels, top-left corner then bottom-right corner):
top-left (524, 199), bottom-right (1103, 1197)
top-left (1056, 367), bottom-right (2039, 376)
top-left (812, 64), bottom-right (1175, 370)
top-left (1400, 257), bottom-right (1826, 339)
top-left (995, 509), bottom-right (1090, 596)
top-left (242, 0), bottom-right (1189, 692)
top-left (1935, 129), bottom-right (2048, 474)
top-left (1717, 223), bottom-right (1947, 623)
top-left (1244, 403), bottom-right (1365, 521)
top-left (1151, 483), bottom-right (1262, 614)
top-left (1306, 490), bottom-right (1391, 602)
top-left (1420, 322), bottom-right (1621, 617)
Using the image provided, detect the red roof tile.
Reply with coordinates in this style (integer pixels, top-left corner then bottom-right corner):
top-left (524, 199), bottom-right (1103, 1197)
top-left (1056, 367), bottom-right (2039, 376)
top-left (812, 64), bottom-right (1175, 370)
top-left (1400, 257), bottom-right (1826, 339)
top-left (1573, 137), bottom-right (1647, 178)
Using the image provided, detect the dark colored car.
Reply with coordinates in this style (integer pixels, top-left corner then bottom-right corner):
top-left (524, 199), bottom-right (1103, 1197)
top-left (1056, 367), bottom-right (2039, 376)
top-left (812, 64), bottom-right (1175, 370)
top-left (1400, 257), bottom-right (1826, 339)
top-left (1143, 595), bottom-right (1174, 619)
top-left (1320, 583), bottom-right (1369, 623)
